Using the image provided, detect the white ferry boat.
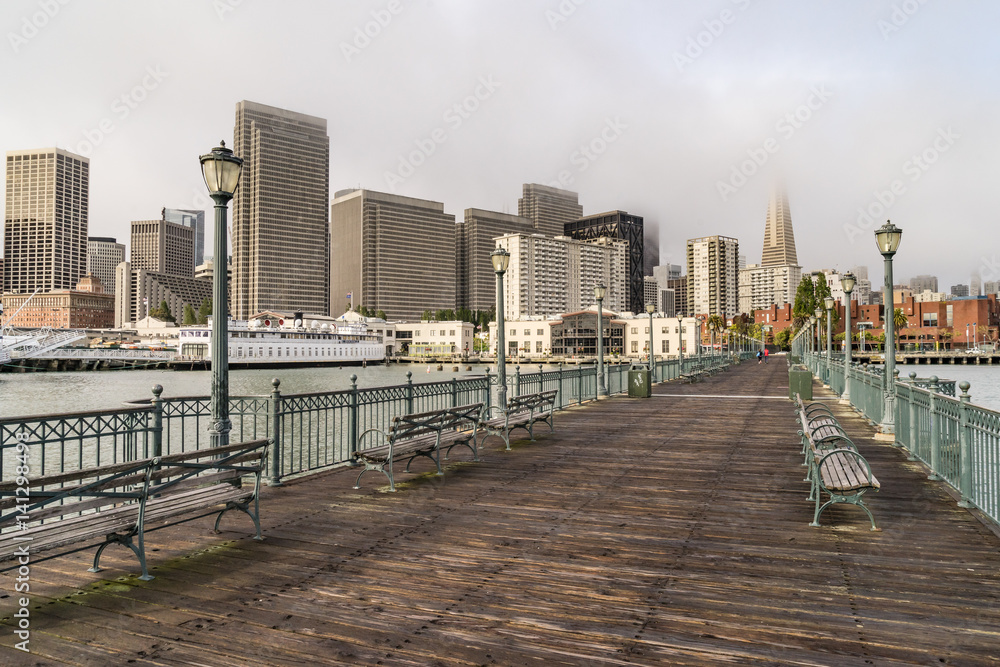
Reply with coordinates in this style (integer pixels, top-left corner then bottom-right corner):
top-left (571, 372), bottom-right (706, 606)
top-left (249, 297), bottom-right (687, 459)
top-left (177, 313), bottom-right (385, 368)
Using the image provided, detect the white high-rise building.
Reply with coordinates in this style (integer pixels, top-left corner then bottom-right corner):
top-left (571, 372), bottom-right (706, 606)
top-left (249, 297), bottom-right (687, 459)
top-left (87, 237), bottom-right (125, 296)
top-left (739, 263), bottom-right (802, 314)
top-left (686, 235), bottom-right (739, 318)
top-left (4, 148), bottom-right (89, 294)
top-left (494, 233), bottom-right (627, 319)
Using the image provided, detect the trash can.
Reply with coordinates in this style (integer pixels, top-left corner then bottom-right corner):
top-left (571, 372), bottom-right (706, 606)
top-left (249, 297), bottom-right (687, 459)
top-left (628, 364), bottom-right (651, 398)
top-left (788, 364), bottom-right (813, 400)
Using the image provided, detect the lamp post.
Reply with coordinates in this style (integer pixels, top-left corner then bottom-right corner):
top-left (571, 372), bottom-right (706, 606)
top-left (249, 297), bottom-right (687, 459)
top-left (814, 307), bottom-right (823, 358)
top-left (875, 220), bottom-right (902, 436)
top-left (678, 318), bottom-right (684, 372)
top-left (841, 272), bottom-right (856, 401)
top-left (491, 247), bottom-right (511, 408)
top-left (595, 283), bottom-right (607, 396)
top-left (200, 141), bottom-right (243, 450)
top-left (824, 296), bottom-right (834, 362)
top-left (646, 304), bottom-right (655, 376)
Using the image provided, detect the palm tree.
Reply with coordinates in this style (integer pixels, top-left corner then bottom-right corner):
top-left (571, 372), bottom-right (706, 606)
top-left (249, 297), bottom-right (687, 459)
top-left (892, 308), bottom-right (908, 347)
top-left (707, 314), bottom-right (725, 351)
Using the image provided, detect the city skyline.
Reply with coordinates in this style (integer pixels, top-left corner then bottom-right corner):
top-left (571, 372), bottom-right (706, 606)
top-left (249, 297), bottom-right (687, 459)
top-left (0, 2), bottom-right (997, 293)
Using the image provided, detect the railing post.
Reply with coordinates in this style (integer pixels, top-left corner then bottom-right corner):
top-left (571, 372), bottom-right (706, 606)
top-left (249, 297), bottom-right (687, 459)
top-left (451, 377), bottom-right (458, 407)
top-left (150, 384), bottom-right (163, 460)
top-left (538, 364), bottom-right (544, 394)
top-left (928, 376), bottom-right (941, 474)
top-left (558, 363), bottom-right (565, 408)
top-left (593, 363), bottom-right (598, 401)
top-left (484, 368), bottom-right (492, 411)
top-left (269, 378), bottom-right (283, 486)
top-left (907, 372), bottom-right (918, 458)
top-left (514, 365), bottom-right (521, 398)
top-left (349, 374), bottom-right (359, 462)
top-left (958, 382), bottom-right (974, 508)
top-left (577, 366), bottom-right (583, 405)
top-left (406, 371), bottom-right (414, 415)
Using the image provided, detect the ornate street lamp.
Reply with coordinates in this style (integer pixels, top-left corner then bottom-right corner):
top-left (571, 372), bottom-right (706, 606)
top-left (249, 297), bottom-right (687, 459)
top-left (646, 304), bottom-right (655, 377)
top-left (491, 247), bottom-right (511, 408)
top-left (875, 220), bottom-right (902, 435)
top-left (841, 272), bottom-right (856, 401)
top-left (199, 141), bottom-right (242, 450)
top-left (595, 283), bottom-right (607, 396)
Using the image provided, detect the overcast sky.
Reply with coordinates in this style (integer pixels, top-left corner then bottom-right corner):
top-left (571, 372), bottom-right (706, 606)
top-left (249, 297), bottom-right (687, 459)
top-left (2, 0), bottom-right (997, 292)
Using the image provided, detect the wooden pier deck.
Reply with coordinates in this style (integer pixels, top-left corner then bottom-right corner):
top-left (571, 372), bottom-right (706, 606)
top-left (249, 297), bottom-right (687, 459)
top-left (2, 357), bottom-right (1000, 665)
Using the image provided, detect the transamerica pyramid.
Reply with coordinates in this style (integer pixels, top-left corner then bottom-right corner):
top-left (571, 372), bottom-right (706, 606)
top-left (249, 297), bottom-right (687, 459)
top-left (761, 187), bottom-right (797, 267)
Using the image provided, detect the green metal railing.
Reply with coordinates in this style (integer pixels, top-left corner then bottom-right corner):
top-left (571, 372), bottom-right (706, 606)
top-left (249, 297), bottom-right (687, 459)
top-left (794, 346), bottom-right (1000, 527)
top-left (1, 356), bottom-right (737, 485)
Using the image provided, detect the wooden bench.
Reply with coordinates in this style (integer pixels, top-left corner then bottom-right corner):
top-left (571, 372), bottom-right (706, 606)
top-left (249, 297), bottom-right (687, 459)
top-left (793, 396), bottom-right (880, 530)
top-left (479, 390), bottom-right (558, 450)
top-left (0, 439), bottom-right (269, 581)
top-left (353, 402), bottom-right (483, 492)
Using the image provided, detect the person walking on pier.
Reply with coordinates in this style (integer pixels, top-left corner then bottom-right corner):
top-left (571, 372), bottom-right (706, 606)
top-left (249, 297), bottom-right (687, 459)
top-left (764, 348), bottom-right (769, 364)
top-left (757, 350), bottom-right (762, 364)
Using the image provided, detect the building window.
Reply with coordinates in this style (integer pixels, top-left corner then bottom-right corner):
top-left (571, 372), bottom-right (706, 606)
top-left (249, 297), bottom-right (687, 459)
top-left (449, 330), bottom-right (455, 336)
top-left (631, 341), bottom-right (638, 353)
top-left (536, 341), bottom-right (542, 353)
top-left (524, 329), bottom-right (530, 336)
top-left (631, 327), bottom-right (637, 334)
top-left (662, 340), bottom-right (669, 353)
top-left (645, 327), bottom-right (649, 334)
top-left (510, 329), bottom-right (516, 336)
top-left (537, 329), bottom-right (544, 335)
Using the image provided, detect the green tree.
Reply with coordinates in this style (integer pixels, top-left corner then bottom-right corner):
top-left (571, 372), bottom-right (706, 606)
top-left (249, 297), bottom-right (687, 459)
top-left (421, 309), bottom-right (433, 321)
top-left (149, 300), bottom-right (175, 322)
top-left (706, 314), bottom-right (725, 349)
top-left (774, 328), bottom-right (792, 350)
top-left (376, 309), bottom-right (387, 320)
top-left (182, 303), bottom-right (197, 325)
top-left (892, 308), bottom-right (908, 346)
top-left (792, 276), bottom-right (816, 327)
top-left (197, 297), bottom-right (212, 324)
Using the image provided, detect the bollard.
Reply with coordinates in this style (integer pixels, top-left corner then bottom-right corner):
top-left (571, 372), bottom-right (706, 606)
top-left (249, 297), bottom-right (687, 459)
top-left (406, 371), bottom-right (414, 415)
top-left (349, 374), bottom-right (359, 463)
top-left (150, 384), bottom-right (163, 460)
top-left (957, 382), bottom-right (974, 508)
top-left (268, 378), bottom-right (283, 485)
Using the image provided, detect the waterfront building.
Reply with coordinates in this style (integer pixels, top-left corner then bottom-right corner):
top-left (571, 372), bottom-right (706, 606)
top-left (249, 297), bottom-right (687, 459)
top-left (330, 188), bottom-right (456, 322)
top-left (488, 309), bottom-right (699, 360)
top-left (456, 208), bottom-right (535, 312)
top-left (130, 218), bottom-right (195, 278)
top-left (87, 237), bottom-right (125, 296)
top-left (114, 262), bottom-right (212, 328)
top-left (3, 148), bottom-right (89, 295)
top-left (493, 233), bottom-right (628, 320)
top-left (517, 183), bottom-right (583, 239)
top-left (1, 274), bottom-right (113, 329)
top-left (394, 320), bottom-right (474, 357)
top-left (335, 308), bottom-right (397, 357)
top-left (232, 100), bottom-right (330, 320)
top-left (162, 208), bottom-right (206, 268)
top-left (910, 274), bottom-right (939, 293)
top-left (564, 210), bottom-right (645, 315)
top-left (686, 235), bottom-right (739, 318)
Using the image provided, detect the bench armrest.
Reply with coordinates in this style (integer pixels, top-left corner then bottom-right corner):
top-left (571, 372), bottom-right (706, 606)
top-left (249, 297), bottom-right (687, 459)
top-left (358, 428), bottom-right (389, 449)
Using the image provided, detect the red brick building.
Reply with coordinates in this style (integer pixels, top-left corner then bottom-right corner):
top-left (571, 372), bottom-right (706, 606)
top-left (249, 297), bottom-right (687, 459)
top-left (753, 295), bottom-right (1000, 349)
top-left (1, 274), bottom-right (114, 329)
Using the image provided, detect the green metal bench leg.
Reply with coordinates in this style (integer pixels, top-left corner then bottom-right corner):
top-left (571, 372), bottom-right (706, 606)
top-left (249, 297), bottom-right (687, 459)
top-left (214, 500), bottom-right (264, 541)
top-left (354, 462), bottom-right (396, 492)
top-left (90, 530), bottom-right (153, 581)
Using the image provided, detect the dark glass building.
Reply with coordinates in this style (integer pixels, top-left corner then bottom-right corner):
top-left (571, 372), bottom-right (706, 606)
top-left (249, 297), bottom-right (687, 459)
top-left (564, 210), bottom-right (644, 315)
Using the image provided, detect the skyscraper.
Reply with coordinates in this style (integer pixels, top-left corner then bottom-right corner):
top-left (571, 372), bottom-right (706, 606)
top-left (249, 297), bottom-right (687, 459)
top-left (4, 148), bottom-right (89, 294)
top-left (457, 208), bottom-right (535, 312)
top-left (761, 187), bottom-right (797, 267)
top-left (232, 100), bottom-right (330, 319)
top-left (687, 235), bottom-right (739, 318)
top-left (564, 210), bottom-right (645, 314)
top-left (330, 189), bottom-right (456, 321)
top-left (86, 236), bottom-right (125, 295)
top-left (130, 219), bottom-right (195, 278)
top-left (517, 183), bottom-right (583, 238)
top-left (162, 208), bottom-right (205, 267)
top-left (910, 275), bottom-right (939, 293)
